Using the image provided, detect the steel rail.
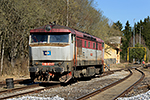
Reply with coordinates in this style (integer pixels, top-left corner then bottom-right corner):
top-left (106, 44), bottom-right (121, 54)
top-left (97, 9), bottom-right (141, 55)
top-left (0, 84), bottom-right (60, 99)
top-left (76, 69), bottom-right (132, 100)
top-left (0, 69), bottom-right (127, 99)
top-left (0, 84), bottom-right (39, 94)
top-left (113, 68), bottom-right (145, 100)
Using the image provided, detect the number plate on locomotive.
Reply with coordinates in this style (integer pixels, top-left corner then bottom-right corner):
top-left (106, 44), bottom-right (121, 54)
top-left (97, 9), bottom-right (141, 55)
top-left (42, 63), bottom-right (54, 66)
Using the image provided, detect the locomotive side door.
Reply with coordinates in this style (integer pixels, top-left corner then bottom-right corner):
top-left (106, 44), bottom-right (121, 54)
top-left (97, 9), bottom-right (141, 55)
top-left (77, 38), bottom-right (82, 66)
top-left (71, 34), bottom-right (76, 67)
top-left (96, 42), bottom-right (98, 65)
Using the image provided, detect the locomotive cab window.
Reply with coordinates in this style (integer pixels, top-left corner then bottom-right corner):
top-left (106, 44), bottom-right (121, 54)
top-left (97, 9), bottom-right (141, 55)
top-left (102, 43), bottom-right (104, 47)
top-left (96, 43), bottom-right (98, 49)
top-left (30, 33), bottom-right (70, 44)
top-left (71, 34), bottom-right (74, 43)
top-left (88, 41), bottom-right (90, 48)
top-left (93, 43), bottom-right (95, 48)
top-left (30, 34), bottom-right (48, 43)
top-left (84, 41), bottom-right (87, 47)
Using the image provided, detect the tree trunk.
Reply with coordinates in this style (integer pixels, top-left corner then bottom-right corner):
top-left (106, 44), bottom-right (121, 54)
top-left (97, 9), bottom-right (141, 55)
top-left (0, 32), bottom-right (2, 56)
top-left (1, 41), bottom-right (4, 75)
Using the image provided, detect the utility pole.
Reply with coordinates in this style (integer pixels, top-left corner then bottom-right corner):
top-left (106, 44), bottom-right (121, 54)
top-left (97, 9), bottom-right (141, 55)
top-left (133, 20), bottom-right (135, 47)
top-left (133, 19), bottom-right (135, 63)
top-left (66, 0), bottom-right (69, 26)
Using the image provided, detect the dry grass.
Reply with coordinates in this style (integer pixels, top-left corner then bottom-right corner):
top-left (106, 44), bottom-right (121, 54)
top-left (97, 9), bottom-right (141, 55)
top-left (0, 58), bottom-right (30, 81)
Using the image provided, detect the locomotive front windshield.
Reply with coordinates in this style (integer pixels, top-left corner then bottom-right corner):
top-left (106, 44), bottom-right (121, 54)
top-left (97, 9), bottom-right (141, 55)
top-left (30, 33), bottom-right (69, 43)
top-left (50, 34), bottom-right (69, 43)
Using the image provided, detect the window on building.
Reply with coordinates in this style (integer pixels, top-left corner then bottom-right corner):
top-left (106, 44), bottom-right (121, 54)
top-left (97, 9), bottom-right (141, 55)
top-left (117, 49), bottom-right (119, 54)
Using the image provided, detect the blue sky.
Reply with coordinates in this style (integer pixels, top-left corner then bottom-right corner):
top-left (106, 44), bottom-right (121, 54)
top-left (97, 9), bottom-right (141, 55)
top-left (94, 0), bottom-right (150, 28)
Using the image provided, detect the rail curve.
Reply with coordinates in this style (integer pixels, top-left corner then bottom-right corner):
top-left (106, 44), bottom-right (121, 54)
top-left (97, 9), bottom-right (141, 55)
top-left (77, 68), bottom-right (144, 100)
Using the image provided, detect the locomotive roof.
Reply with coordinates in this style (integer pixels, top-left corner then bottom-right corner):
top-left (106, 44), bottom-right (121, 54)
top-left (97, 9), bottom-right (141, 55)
top-left (74, 30), bottom-right (104, 43)
top-left (30, 24), bottom-right (76, 34)
top-left (30, 24), bottom-right (104, 43)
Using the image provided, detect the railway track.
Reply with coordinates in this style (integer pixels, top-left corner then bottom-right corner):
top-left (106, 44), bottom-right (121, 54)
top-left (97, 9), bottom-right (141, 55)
top-left (0, 69), bottom-right (124, 99)
top-left (0, 83), bottom-right (60, 99)
top-left (77, 68), bottom-right (145, 100)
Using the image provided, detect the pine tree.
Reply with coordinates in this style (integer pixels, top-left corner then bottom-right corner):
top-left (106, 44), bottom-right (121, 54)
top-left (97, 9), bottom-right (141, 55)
top-left (114, 21), bottom-right (123, 31)
top-left (121, 21), bottom-right (132, 60)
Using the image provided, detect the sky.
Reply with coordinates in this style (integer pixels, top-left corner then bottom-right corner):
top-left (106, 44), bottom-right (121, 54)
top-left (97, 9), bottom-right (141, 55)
top-left (94, 0), bottom-right (150, 28)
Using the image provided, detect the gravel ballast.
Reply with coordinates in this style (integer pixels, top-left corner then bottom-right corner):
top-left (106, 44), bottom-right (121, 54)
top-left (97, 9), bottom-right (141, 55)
top-left (8, 70), bottom-right (150, 100)
top-left (117, 90), bottom-right (150, 100)
top-left (7, 70), bottom-right (130, 100)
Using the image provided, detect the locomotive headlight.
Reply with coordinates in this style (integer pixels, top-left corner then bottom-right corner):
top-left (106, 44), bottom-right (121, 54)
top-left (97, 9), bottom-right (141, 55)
top-left (45, 25), bottom-right (51, 31)
top-left (35, 62), bottom-right (39, 65)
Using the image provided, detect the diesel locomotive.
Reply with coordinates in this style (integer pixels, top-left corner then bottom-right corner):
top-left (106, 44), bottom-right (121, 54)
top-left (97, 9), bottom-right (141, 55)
top-left (29, 23), bottom-right (104, 83)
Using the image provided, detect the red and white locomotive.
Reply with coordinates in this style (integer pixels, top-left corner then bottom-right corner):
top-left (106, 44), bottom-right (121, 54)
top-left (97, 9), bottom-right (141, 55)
top-left (29, 23), bottom-right (104, 83)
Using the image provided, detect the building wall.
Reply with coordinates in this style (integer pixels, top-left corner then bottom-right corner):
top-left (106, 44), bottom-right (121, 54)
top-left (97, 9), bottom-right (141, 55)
top-left (104, 43), bottom-right (121, 65)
